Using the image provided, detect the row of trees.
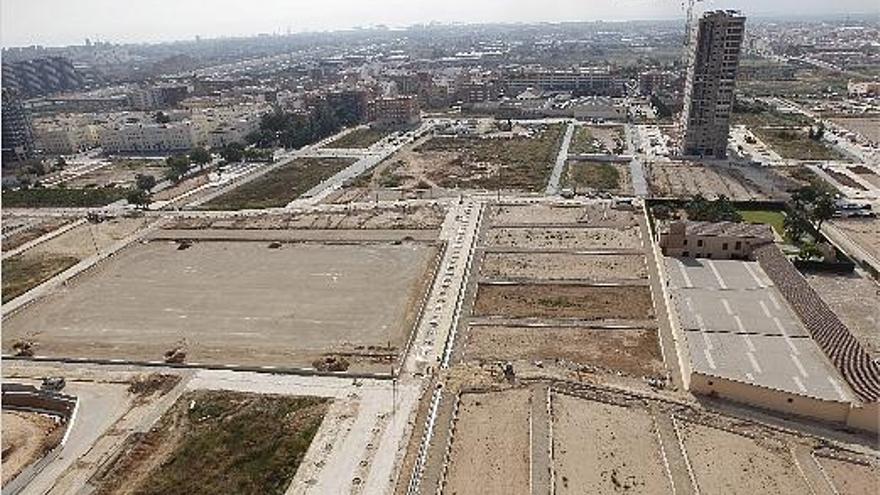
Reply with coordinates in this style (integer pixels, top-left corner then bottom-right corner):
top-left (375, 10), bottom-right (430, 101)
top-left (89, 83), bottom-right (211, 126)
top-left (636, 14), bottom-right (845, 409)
top-left (784, 183), bottom-right (836, 260)
top-left (246, 99), bottom-right (360, 150)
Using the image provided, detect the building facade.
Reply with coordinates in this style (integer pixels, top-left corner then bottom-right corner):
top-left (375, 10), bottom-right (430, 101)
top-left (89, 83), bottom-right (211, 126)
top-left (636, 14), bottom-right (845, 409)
top-left (1, 89), bottom-right (36, 163)
top-left (1, 56), bottom-right (84, 98)
top-left (367, 96), bottom-right (421, 129)
top-left (680, 11), bottom-right (746, 158)
top-left (658, 220), bottom-right (773, 259)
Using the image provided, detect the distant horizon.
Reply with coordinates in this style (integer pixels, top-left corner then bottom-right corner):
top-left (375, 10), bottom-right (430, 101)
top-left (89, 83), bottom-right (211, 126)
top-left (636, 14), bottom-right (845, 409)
top-left (2, 0), bottom-right (877, 49)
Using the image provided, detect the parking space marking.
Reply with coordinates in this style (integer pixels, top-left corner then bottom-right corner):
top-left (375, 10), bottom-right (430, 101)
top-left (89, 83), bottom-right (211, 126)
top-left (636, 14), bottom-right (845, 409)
top-left (742, 334), bottom-right (756, 352)
top-left (733, 315), bottom-right (746, 333)
top-left (767, 293), bottom-right (781, 310)
top-left (721, 298), bottom-right (733, 315)
top-left (742, 262), bottom-right (767, 288)
top-left (703, 348), bottom-right (717, 370)
top-left (828, 376), bottom-right (850, 401)
top-left (746, 352), bottom-right (763, 374)
top-left (790, 354), bottom-right (809, 378)
top-left (675, 259), bottom-right (694, 288)
top-left (758, 300), bottom-right (773, 318)
top-left (706, 259), bottom-right (728, 289)
top-left (792, 376), bottom-right (808, 393)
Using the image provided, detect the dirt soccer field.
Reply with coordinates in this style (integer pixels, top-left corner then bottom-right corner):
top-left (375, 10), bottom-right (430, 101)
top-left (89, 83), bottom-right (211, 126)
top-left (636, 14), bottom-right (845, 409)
top-left (464, 326), bottom-right (664, 377)
top-left (552, 394), bottom-right (671, 494)
top-left (443, 389), bottom-right (531, 495)
top-left (3, 240), bottom-right (437, 371)
top-left (481, 253), bottom-right (647, 281)
top-left (485, 227), bottom-right (641, 250)
top-left (1, 411), bottom-right (63, 485)
top-left (815, 454), bottom-right (880, 495)
top-left (677, 421), bottom-right (811, 495)
top-left (647, 161), bottom-right (798, 200)
top-left (473, 284), bottom-right (654, 320)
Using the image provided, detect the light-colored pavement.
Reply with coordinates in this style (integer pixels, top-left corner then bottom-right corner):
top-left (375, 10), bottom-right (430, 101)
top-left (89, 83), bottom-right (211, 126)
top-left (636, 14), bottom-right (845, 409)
top-left (625, 124), bottom-right (649, 197)
top-left (545, 121), bottom-right (575, 196)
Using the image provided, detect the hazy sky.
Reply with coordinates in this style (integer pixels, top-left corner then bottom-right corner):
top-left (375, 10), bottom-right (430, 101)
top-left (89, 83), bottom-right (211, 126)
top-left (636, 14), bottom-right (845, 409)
top-left (2, 0), bottom-right (877, 47)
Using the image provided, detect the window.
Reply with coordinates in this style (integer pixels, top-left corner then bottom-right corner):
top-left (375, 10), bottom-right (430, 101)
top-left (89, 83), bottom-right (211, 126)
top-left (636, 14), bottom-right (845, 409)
top-left (683, 239), bottom-right (688, 246)
top-left (722, 243), bottom-right (728, 251)
top-left (735, 241), bottom-right (741, 250)
top-left (697, 239), bottom-right (704, 247)
top-left (683, 251), bottom-right (690, 257)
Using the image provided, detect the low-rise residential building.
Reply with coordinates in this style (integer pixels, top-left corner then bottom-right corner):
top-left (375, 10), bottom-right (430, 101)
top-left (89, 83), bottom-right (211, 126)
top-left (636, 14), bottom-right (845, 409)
top-left (658, 220), bottom-right (774, 259)
top-left (367, 96), bottom-right (421, 128)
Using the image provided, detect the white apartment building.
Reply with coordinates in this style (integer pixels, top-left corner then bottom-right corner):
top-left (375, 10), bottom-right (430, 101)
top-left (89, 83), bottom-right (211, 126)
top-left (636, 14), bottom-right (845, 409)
top-left (99, 120), bottom-right (202, 153)
top-left (34, 123), bottom-right (99, 154)
top-left (680, 10), bottom-right (746, 158)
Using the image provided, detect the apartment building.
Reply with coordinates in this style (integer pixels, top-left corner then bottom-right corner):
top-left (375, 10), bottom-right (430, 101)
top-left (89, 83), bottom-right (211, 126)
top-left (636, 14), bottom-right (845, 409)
top-left (680, 10), bottom-right (746, 158)
top-left (1, 56), bottom-right (84, 98)
top-left (501, 67), bottom-right (627, 97)
top-left (100, 120), bottom-right (202, 153)
top-left (367, 96), bottom-right (421, 129)
top-left (1, 89), bottom-right (35, 163)
top-left (34, 122), bottom-right (99, 155)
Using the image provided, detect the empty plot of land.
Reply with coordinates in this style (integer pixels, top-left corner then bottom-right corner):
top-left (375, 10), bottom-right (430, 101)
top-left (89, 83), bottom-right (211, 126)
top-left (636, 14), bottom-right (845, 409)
top-left (753, 128), bottom-right (850, 161)
top-left (63, 160), bottom-right (167, 188)
top-left (465, 326), bottom-right (664, 377)
top-left (815, 455), bottom-right (880, 495)
top-left (2, 253), bottom-right (79, 303)
top-left (490, 203), bottom-right (637, 227)
top-left (552, 394), bottom-right (671, 494)
top-left (200, 158), bottom-right (355, 210)
top-left (569, 125), bottom-right (624, 155)
top-left (1, 216), bottom-right (74, 251)
top-left (473, 284), bottom-right (654, 320)
top-left (325, 127), bottom-right (390, 149)
top-left (848, 165), bottom-right (880, 188)
top-left (3, 241), bottom-right (436, 370)
top-left (831, 117), bottom-right (880, 143)
top-left (831, 218), bottom-right (880, 264)
top-left (26, 217), bottom-right (149, 259)
top-left (563, 161), bottom-right (633, 195)
top-left (481, 253), bottom-right (646, 281)
top-left (444, 389), bottom-right (531, 495)
top-left (486, 227), bottom-right (641, 250)
top-left (90, 391), bottom-right (327, 495)
top-left (1, 411), bottom-right (63, 485)
top-left (648, 161), bottom-right (790, 200)
top-left (805, 272), bottom-right (880, 359)
top-left (678, 421), bottom-right (811, 495)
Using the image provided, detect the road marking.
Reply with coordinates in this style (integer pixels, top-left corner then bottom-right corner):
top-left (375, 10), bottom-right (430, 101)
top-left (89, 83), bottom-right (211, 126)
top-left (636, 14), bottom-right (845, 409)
top-left (747, 352), bottom-right (763, 374)
top-left (706, 259), bottom-right (728, 289)
top-left (703, 348), bottom-right (717, 370)
top-left (758, 300), bottom-right (773, 318)
top-left (767, 293), bottom-right (781, 310)
top-left (745, 372), bottom-right (755, 382)
top-left (702, 332), bottom-right (714, 350)
top-left (828, 376), bottom-right (849, 401)
top-left (695, 313), bottom-right (706, 330)
top-left (772, 317), bottom-right (788, 336)
top-left (790, 354), bottom-right (809, 378)
top-left (721, 298), bottom-right (733, 315)
top-left (742, 262), bottom-right (767, 288)
top-left (733, 315), bottom-right (746, 333)
top-left (792, 376), bottom-right (808, 393)
top-left (742, 334), bottom-right (756, 352)
top-left (675, 259), bottom-right (694, 288)
top-left (784, 336), bottom-right (800, 355)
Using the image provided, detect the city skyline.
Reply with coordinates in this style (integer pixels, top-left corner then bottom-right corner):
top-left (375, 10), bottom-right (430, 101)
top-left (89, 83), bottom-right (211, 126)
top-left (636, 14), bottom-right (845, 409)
top-left (2, 0), bottom-right (877, 47)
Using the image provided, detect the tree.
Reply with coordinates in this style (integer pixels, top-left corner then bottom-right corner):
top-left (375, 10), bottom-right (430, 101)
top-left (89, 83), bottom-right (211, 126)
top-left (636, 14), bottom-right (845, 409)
top-left (126, 188), bottom-right (150, 208)
top-left (165, 154), bottom-right (191, 183)
top-left (219, 142), bottom-right (244, 163)
top-left (786, 183), bottom-right (836, 244)
top-left (189, 146), bottom-right (211, 165)
top-left (135, 173), bottom-right (157, 192)
top-left (685, 195), bottom-right (742, 223)
top-left (154, 111), bottom-right (171, 124)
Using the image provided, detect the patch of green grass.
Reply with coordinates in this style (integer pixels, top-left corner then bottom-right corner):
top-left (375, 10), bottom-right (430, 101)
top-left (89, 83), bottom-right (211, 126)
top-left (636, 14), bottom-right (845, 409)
top-left (327, 128), bottom-right (390, 149)
top-left (98, 391), bottom-right (327, 495)
top-left (564, 161), bottom-right (620, 191)
top-left (568, 127), bottom-right (605, 154)
top-left (201, 158), bottom-right (354, 210)
top-left (752, 128), bottom-right (849, 161)
top-left (3, 187), bottom-right (131, 208)
top-left (2, 254), bottom-right (79, 303)
top-left (738, 209), bottom-right (785, 237)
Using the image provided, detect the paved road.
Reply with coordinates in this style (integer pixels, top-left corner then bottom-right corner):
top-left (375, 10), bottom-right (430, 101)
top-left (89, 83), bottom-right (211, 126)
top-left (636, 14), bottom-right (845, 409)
top-left (545, 121), bottom-right (575, 196)
top-left (625, 124), bottom-right (649, 197)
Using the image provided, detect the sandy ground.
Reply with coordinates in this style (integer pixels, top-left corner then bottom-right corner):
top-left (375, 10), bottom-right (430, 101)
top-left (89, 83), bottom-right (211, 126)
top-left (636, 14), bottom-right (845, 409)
top-left (490, 203), bottom-right (637, 227)
top-left (481, 253), bottom-right (647, 281)
top-left (464, 326), bottom-right (664, 377)
top-left (1, 411), bottom-right (62, 485)
top-left (473, 284), bottom-right (654, 320)
top-left (563, 161), bottom-right (633, 195)
top-left (3, 241), bottom-right (437, 370)
top-left (485, 227), bottom-right (642, 250)
top-left (64, 161), bottom-right (167, 188)
top-left (152, 174), bottom-right (210, 202)
top-left (2, 217), bottom-right (74, 251)
top-left (648, 161), bottom-right (795, 200)
top-left (165, 205), bottom-right (446, 231)
top-left (816, 455), bottom-right (880, 495)
top-left (805, 272), bottom-right (880, 359)
top-left (552, 394), bottom-right (671, 494)
top-left (849, 166), bottom-right (880, 188)
top-left (831, 218), bottom-right (880, 265)
top-left (678, 421), bottom-right (811, 495)
top-left (831, 117), bottom-right (880, 143)
top-left (444, 389), bottom-right (531, 495)
top-left (26, 217), bottom-right (150, 259)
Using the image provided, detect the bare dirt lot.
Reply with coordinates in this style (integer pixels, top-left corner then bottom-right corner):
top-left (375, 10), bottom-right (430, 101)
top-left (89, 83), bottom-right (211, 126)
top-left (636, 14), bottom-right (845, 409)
top-left (152, 173), bottom-right (210, 202)
top-left (473, 284), bottom-right (654, 320)
top-left (444, 388), bottom-right (531, 495)
top-left (831, 117), bottom-right (880, 143)
top-left (3, 240), bottom-right (437, 371)
top-left (481, 253), bottom-right (647, 281)
top-left (647, 161), bottom-right (799, 200)
top-left (165, 204), bottom-right (446, 231)
top-left (678, 421), bottom-right (811, 495)
top-left (552, 394), bottom-right (670, 494)
top-left (26, 217), bottom-right (149, 259)
top-left (1, 410), bottom-right (62, 485)
top-left (563, 161), bottom-right (633, 195)
top-left (485, 227), bottom-right (641, 250)
top-left (2, 253), bottom-right (79, 303)
top-left (464, 326), bottom-right (664, 377)
top-left (831, 218), bottom-right (880, 265)
top-left (90, 390), bottom-right (327, 495)
top-left (490, 203), bottom-right (637, 227)
top-left (569, 125), bottom-right (625, 155)
top-left (815, 454), bottom-right (880, 495)
top-left (805, 272), bottom-right (880, 359)
top-left (63, 160), bottom-right (167, 189)
top-left (2, 216), bottom-right (74, 251)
